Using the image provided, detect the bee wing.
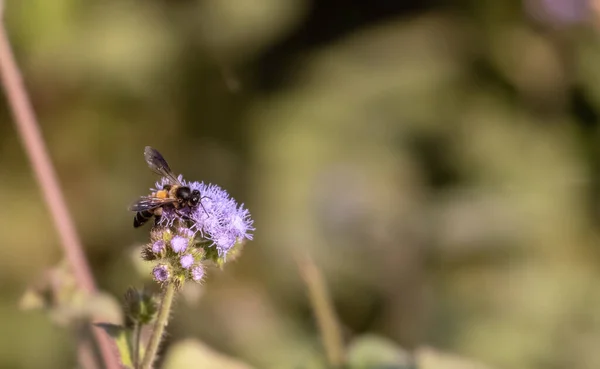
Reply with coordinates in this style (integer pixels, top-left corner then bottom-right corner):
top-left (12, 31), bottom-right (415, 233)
top-left (144, 146), bottom-right (183, 186)
top-left (128, 196), bottom-right (178, 212)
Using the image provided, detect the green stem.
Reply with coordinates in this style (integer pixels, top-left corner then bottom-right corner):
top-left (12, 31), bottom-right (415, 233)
top-left (140, 283), bottom-right (176, 369)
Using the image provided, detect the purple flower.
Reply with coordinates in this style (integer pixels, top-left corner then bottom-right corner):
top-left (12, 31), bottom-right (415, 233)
top-left (170, 236), bottom-right (188, 253)
top-left (191, 265), bottom-right (205, 282)
top-left (178, 227), bottom-right (195, 239)
top-left (180, 254), bottom-right (194, 269)
top-left (152, 240), bottom-right (165, 253)
top-left (147, 178), bottom-right (254, 259)
top-left (153, 264), bottom-right (169, 282)
top-left (186, 182), bottom-right (254, 257)
top-left (229, 207), bottom-right (254, 240)
top-left (212, 233), bottom-right (237, 253)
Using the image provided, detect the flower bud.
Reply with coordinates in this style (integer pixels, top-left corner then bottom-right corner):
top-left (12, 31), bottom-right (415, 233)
top-left (141, 245), bottom-right (157, 261)
top-left (152, 240), bottom-right (166, 254)
top-left (152, 264), bottom-right (170, 283)
top-left (170, 236), bottom-right (188, 253)
top-left (180, 254), bottom-right (194, 269)
top-left (191, 265), bottom-right (205, 283)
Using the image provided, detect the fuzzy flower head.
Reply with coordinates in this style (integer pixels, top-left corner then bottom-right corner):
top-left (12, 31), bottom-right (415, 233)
top-left (187, 182), bottom-right (254, 257)
top-left (153, 180), bottom-right (254, 260)
top-left (137, 176), bottom-right (253, 287)
top-left (180, 254), bottom-right (194, 269)
top-left (152, 240), bottom-right (165, 254)
top-left (191, 265), bottom-right (205, 282)
top-left (170, 236), bottom-right (188, 253)
top-left (152, 264), bottom-right (170, 283)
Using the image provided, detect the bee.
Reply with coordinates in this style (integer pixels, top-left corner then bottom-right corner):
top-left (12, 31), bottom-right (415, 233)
top-left (129, 146), bottom-right (206, 228)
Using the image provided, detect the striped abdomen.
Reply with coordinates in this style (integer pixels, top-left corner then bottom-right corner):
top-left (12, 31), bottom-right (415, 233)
top-left (133, 210), bottom-right (154, 228)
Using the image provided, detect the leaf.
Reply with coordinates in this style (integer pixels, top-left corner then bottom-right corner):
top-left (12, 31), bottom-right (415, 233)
top-left (95, 323), bottom-right (134, 369)
top-left (346, 335), bottom-right (413, 369)
top-left (162, 339), bottom-right (254, 369)
top-left (85, 292), bottom-right (124, 325)
top-left (346, 336), bottom-right (496, 369)
top-left (416, 346), bottom-right (494, 369)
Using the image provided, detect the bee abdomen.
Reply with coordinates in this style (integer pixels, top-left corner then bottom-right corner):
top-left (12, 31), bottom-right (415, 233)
top-left (133, 210), bottom-right (154, 228)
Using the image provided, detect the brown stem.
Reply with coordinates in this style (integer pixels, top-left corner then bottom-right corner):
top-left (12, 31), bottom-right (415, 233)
top-left (77, 334), bottom-right (101, 369)
top-left (0, 3), bottom-right (119, 369)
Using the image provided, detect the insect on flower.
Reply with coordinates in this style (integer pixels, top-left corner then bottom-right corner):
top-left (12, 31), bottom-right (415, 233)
top-left (129, 146), bottom-right (208, 228)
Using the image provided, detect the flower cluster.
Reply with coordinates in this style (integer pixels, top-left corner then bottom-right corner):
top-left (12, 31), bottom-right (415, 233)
top-left (151, 178), bottom-right (254, 257)
top-left (142, 225), bottom-right (206, 287)
top-left (143, 178), bottom-right (254, 285)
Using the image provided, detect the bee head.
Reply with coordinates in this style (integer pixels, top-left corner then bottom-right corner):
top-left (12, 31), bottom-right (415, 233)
top-left (189, 190), bottom-right (201, 206)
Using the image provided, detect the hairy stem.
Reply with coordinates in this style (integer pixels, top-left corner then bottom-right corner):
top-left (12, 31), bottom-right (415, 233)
top-left (0, 3), bottom-right (119, 368)
top-left (141, 283), bottom-right (176, 369)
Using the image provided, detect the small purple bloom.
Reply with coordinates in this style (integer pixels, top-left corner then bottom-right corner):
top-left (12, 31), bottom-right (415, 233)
top-left (191, 265), bottom-right (205, 282)
top-left (171, 236), bottom-right (188, 253)
top-left (153, 264), bottom-right (169, 282)
top-left (180, 254), bottom-right (194, 269)
top-left (152, 240), bottom-right (165, 253)
top-left (178, 227), bottom-right (195, 239)
top-left (212, 233), bottom-right (237, 254)
top-left (229, 206), bottom-right (254, 240)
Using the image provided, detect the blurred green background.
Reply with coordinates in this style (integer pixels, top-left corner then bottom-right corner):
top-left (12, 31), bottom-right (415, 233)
top-left (2, 0), bottom-right (600, 368)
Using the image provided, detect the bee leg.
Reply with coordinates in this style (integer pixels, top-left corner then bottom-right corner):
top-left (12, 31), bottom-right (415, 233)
top-left (175, 209), bottom-right (193, 222)
top-left (199, 196), bottom-right (211, 216)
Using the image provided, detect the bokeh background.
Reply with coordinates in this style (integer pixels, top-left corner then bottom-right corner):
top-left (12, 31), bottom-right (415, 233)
top-left (2, 0), bottom-right (600, 368)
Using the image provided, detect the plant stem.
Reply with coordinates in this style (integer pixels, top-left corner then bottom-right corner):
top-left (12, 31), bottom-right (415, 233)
top-left (0, 3), bottom-right (119, 369)
top-left (77, 335), bottom-right (101, 369)
top-left (0, 0), bottom-right (97, 296)
top-left (297, 252), bottom-right (346, 368)
top-left (141, 283), bottom-right (176, 369)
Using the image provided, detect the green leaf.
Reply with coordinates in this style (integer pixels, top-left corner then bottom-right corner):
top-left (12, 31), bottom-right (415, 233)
top-left (163, 339), bottom-right (255, 369)
top-left (95, 323), bottom-right (134, 369)
top-left (416, 347), bottom-right (493, 369)
top-left (346, 335), bottom-right (413, 369)
top-left (346, 336), bottom-right (496, 369)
